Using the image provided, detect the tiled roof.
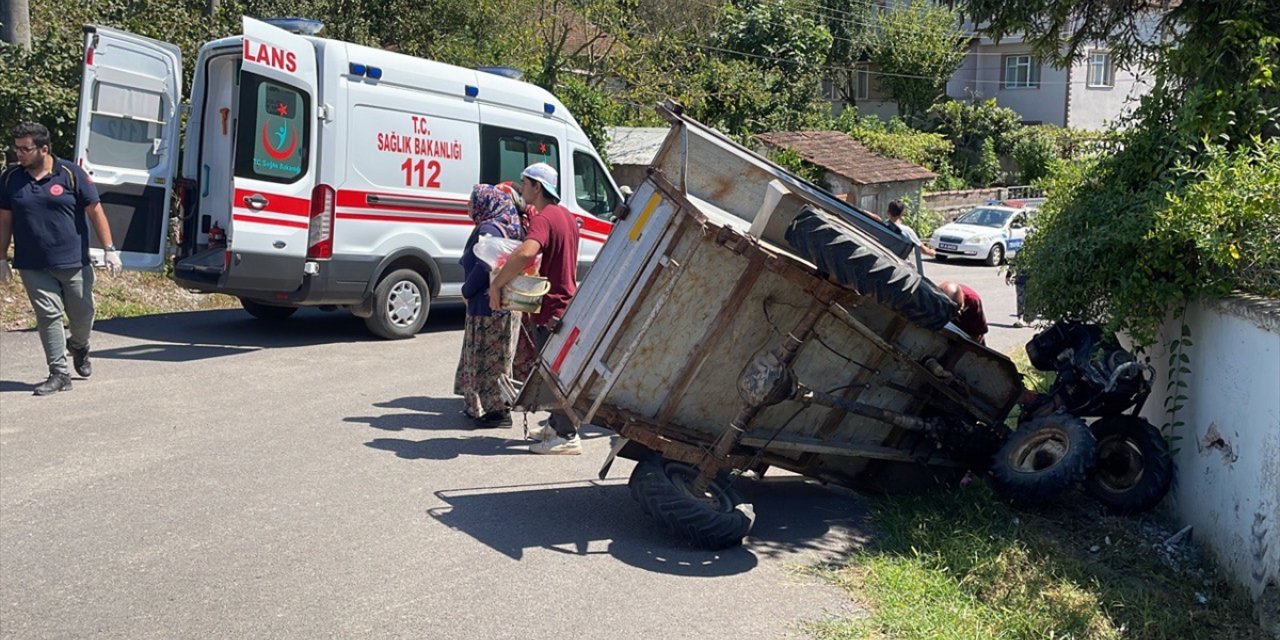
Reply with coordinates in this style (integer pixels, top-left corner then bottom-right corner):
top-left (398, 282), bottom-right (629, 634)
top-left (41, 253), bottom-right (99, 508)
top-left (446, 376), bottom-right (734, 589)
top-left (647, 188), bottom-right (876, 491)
top-left (757, 130), bottom-right (937, 185)
top-left (606, 127), bottom-right (670, 166)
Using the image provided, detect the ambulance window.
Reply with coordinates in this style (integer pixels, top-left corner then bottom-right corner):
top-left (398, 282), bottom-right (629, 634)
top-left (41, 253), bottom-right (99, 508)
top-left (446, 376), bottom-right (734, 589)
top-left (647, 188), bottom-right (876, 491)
top-left (234, 72), bottom-right (310, 183)
top-left (85, 82), bottom-right (167, 171)
top-left (480, 125), bottom-right (559, 185)
top-left (572, 151), bottom-right (618, 220)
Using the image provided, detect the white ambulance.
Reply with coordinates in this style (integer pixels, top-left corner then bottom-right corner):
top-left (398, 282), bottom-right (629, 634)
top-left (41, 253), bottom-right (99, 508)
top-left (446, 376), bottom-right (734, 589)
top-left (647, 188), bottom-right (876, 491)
top-left (75, 16), bottom-right (622, 338)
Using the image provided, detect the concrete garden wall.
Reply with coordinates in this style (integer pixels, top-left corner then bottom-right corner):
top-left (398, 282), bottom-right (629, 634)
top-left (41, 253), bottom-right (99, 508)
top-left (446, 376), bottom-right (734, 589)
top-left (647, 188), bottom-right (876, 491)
top-left (1132, 295), bottom-right (1280, 629)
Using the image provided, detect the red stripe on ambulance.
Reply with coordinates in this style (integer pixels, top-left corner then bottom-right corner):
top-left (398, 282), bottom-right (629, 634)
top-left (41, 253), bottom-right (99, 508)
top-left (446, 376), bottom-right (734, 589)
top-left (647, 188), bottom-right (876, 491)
top-left (233, 188), bottom-right (310, 217)
top-left (233, 213), bottom-right (309, 229)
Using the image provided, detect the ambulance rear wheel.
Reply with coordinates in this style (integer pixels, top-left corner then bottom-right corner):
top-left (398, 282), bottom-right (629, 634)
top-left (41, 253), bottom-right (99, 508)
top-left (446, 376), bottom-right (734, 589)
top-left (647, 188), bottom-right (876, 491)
top-left (365, 269), bottom-right (430, 339)
top-left (240, 297), bottom-right (298, 321)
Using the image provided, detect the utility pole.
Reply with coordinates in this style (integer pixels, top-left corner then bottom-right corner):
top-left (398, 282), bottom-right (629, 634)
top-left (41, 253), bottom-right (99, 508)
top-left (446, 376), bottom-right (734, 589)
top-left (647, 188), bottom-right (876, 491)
top-left (1, 0), bottom-right (32, 50)
top-left (205, 0), bottom-right (220, 15)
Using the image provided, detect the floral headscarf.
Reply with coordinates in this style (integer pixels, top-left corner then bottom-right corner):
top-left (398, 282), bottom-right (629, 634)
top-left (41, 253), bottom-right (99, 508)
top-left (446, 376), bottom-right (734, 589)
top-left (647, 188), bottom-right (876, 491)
top-left (469, 183), bottom-right (524, 240)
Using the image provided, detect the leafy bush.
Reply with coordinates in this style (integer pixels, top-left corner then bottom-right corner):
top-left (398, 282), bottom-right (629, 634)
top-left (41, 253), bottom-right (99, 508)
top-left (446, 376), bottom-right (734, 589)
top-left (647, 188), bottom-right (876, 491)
top-left (970, 136), bottom-right (1003, 186)
top-left (554, 76), bottom-right (619, 162)
top-left (1009, 126), bottom-right (1058, 184)
top-left (923, 98), bottom-right (1024, 155)
top-left (1016, 3), bottom-right (1279, 346)
top-left (768, 146), bottom-right (826, 185)
top-left (834, 110), bottom-right (954, 171)
top-left (904, 202), bottom-right (946, 239)
top-left (1021, 139), bottom-right (1280, 345)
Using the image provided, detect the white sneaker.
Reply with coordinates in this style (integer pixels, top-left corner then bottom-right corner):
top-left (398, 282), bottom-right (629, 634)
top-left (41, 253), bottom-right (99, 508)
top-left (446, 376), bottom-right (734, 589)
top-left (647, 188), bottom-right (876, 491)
top-left (530, 435), bottom-right (582, 455)
top-left (526, 424), bottom-right (557, 442)
top-left (1012, 318), bottom-right (1028, 328)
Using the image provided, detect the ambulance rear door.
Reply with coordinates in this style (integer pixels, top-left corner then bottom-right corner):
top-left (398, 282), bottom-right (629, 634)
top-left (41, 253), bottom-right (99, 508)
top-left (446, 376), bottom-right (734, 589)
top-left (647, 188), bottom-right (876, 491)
top-left (225, 16), bottom-right (318, 294)
top-left (74, 26), bottom-right (181, 271)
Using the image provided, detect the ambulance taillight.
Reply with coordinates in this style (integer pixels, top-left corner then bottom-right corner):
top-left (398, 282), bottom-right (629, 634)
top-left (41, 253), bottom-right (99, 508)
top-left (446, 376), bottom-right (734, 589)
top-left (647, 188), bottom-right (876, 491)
top-left (308, 184), bottom-right (335, 259)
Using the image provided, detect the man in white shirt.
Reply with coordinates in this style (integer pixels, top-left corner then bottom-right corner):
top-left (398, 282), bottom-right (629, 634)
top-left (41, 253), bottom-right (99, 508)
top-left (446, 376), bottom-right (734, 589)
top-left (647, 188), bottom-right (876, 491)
top-left (886, 200), bottom-right (935, 258)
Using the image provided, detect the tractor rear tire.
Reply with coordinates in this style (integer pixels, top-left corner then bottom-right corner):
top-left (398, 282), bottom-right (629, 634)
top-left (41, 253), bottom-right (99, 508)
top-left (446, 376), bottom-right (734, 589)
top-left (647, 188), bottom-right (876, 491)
top-left (786, 208), bottom-right (956, 330)
top-left (629, 454), bottom-right (755, 549)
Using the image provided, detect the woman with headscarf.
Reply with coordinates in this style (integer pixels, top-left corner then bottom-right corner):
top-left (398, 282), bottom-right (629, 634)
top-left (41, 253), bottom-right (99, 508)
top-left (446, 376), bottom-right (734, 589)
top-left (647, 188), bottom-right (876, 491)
top-left (454, 184), bottom-right (524, 427)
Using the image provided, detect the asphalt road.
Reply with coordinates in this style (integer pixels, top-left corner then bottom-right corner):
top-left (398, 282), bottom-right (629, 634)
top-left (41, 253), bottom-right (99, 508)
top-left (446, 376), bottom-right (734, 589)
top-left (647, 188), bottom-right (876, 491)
top-left (0, 256), bottom-right (1026, 640)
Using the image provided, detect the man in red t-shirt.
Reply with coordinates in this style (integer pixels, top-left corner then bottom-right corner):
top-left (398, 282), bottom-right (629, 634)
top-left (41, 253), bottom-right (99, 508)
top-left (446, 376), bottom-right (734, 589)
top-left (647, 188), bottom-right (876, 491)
top-left (938, 281), bottom-right (988, 344)
top-left (489, 162), bottom-right (583, 455)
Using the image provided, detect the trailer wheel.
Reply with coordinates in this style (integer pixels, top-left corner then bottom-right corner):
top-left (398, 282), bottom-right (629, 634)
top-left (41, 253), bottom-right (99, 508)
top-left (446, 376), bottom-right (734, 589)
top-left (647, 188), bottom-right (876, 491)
top-left (989, 414), bottom-right (1095, 505)
top-left (1085, 416), bottom-right (1173, 514)
top-left (364, 269), bottom-right (430, 339)
top-left (240, 297), bottom-right (298, 321)
top-left (629, 455), bottom-right (755, 549)
top-left (785, 208), bottom-right (956, 330)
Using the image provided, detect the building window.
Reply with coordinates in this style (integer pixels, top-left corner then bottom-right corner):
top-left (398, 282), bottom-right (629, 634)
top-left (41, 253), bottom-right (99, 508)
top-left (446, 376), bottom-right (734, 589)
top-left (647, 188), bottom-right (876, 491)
top-left (1088, 51), bottom-right (1114, 87)
top-left (821, 76), bottom-right (840, 101)
top-left (572, 150), bottom-right (618, 219)
top-left (823, 68), bottom-right (870, 103)
top-left (479, 125), bottom-right (559, 185)
top-left (234, 73), bottom-right (310, 183)
top-left (1002, 54), bottom-right (1040, 89)
top-left (853, 66), bottom-right (870, 100)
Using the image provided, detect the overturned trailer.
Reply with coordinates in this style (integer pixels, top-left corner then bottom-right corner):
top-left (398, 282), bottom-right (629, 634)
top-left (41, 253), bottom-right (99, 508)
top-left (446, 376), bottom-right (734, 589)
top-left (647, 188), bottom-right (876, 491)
top-left (517, 104), bottom-right (1090, 548)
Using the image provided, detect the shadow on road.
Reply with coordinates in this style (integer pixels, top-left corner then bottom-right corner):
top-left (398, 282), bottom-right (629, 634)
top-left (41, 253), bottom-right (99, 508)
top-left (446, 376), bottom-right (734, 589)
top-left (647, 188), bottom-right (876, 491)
top-left (355, 395), bottom-right (612, 438)
top-left (428, 475), bottom-right (866, 577)
top-left (365, 435), bottom-right (528, 459)
top-left (86, 304), bottom-right (466, 362)
top-left (349, 395), bottom-right (613, 460)
top-left (0, 379), bottom-right (36, 393)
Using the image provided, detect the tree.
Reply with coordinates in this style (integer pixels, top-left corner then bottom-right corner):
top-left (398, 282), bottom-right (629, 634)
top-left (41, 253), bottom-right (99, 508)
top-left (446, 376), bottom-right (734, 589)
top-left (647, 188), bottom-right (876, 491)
top-left (1, 0), bottom-right (31, 50)
top-left (952, 0), bottom-right (1280, 342)
top-left (867, 0), bottom-right (967, 116)
top-left (703, 0), bottom-right (833, 136)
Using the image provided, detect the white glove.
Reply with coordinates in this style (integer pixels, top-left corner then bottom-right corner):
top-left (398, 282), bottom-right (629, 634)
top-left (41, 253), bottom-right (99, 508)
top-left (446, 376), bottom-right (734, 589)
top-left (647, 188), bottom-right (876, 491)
top-left (104, 250), bottom-right (123, 276)
top-left (0, 260), bottom-right (11, 284)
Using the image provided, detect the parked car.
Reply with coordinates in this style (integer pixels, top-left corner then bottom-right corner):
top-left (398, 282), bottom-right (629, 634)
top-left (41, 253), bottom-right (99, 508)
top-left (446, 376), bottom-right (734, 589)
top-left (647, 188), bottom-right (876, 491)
top-left (929, 205), bottom-right (1034, 266)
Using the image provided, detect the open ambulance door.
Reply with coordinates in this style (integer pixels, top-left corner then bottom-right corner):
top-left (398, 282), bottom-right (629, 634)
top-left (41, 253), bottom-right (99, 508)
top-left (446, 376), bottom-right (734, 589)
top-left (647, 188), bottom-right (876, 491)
top-left (75, 26), bottom-right (181, 271)
top-left (222, 17), bottom-right (319, 295)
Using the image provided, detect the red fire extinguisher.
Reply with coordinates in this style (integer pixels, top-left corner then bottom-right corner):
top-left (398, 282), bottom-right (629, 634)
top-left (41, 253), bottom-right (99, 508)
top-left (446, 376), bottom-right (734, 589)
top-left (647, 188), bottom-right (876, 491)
top-left (208, 221), bottom-right (225, 247)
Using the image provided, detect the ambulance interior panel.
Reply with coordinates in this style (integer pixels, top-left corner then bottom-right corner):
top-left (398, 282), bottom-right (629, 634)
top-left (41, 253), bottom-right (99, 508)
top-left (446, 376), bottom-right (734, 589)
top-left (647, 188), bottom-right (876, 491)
top-left (196, 52), bottom-right (239, 248)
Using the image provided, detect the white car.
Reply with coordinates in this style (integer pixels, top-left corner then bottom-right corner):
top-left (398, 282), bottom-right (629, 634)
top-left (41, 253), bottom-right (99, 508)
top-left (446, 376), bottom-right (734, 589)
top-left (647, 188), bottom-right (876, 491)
top-left (929, 205), bottom-right (1034, 266)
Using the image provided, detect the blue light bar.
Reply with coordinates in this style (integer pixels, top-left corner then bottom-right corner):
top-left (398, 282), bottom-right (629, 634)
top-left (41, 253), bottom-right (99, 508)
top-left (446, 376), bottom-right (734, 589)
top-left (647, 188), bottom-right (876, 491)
top-left (349, 63), bottom-right (366, 76)
top-left (465, 85), bottom-right (479, 98)
top-left (366, 66), bottom-right (382, 79)
top-left (543, 103), bottom-right (555, 115)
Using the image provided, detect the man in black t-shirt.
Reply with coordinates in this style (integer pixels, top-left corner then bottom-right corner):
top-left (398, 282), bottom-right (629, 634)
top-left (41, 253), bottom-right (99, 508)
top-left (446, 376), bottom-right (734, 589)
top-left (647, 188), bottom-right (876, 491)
top-left (0, 122), bottom-right (121, 395)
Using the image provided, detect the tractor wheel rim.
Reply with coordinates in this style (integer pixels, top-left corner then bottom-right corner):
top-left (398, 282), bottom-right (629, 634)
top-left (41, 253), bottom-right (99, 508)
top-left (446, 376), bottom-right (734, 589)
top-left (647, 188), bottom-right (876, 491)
top-left (1096, 437), bottom-right (1145, 490)
top-left (1013, 428), bottom-right (1070, 473)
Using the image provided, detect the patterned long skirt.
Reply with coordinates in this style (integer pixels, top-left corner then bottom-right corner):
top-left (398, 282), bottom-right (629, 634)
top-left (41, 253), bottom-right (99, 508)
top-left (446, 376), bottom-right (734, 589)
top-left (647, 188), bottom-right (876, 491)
top-left (454, 312), bottom-right (520, 418)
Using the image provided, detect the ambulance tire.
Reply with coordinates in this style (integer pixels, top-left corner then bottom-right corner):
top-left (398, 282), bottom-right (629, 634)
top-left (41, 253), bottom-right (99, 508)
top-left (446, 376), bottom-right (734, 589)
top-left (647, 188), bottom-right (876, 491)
top-left (364, 269), bottom-right (430, 340)
top-left (240, 297), bottom-right (298, 321)
top-left (785, 208), bottom-right (957, 330)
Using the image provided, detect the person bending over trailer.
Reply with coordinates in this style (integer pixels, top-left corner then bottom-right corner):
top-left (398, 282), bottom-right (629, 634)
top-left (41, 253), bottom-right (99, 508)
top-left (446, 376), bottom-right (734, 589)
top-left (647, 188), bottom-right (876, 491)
top-left (938, 281), bottom-right (988, 344)
top-left (488, 163), bottom-right (583, 456)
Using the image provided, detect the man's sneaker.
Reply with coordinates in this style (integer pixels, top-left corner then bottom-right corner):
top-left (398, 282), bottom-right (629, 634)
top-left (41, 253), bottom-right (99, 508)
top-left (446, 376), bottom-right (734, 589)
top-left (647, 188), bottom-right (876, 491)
top-left (474, 410), bottom-right (513, 428)
top-left (530, 434), bottom-right (582, 455)
top-left (526, 424), bottom-right (557, 442)
top-left (69, 345), bottom-right (92, 378)
top-left (34, 374), bottom-right (72, 396)
top-left (1012, 318), bottom-right (1028, 328)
